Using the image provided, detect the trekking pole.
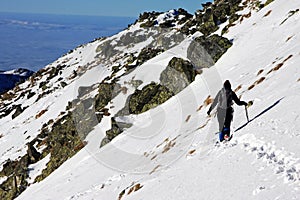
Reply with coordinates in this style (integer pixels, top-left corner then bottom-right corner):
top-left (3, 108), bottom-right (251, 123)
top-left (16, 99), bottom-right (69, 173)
top-left (245, 106), bottom-right (250, 122)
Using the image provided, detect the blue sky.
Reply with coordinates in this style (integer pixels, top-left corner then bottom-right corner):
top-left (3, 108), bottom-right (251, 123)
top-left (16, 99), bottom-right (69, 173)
top-left (0, 0), bottom-right (210, 17)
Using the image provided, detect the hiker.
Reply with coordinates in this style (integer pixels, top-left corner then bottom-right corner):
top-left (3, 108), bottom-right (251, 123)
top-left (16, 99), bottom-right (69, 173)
top-left (207, 80), bottom-right (247, 141)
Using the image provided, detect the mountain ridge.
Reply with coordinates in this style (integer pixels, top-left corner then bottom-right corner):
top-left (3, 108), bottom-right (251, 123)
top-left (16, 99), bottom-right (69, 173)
top-left (0, 68), bottom-right (34, 94)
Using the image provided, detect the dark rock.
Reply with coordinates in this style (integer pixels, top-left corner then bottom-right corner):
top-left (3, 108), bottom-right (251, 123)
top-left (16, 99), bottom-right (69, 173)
top-left (138, 11), bottom-right (162, 23)
top-left (138, 11), bottom-right (161, 28)
top-left (194, 34), bottom-right (232, 62)
top-left (96, 40), bottom-right (120, 58)
top-left (39, 81), bottom-right (48, 91)
top-left (140, 20), bottom-right (157, 28)
top-left (202, 2), bottom-right (213, 9)
top-left (46, 66), bottom-right (62, 81)
top-left (180, 0), bottom-right (243, 36)
top-left (78, 86), bottom-right (94, 98)
top-left (94, 82), bottom-right (121, 112)
top-left (60, 81), bottom-right (67, 88)
top-left (0, 156), bottom-right (29, 199)
top-left (265, 0), bottom-right (274, 6)
top-left (100, 117), bottom-right (132, 147)
top-left (100, 118), bottom-right (122, 147)
top-left (27, 142), bottom-right (41, 164)
top-left (187, 39), bottom-right (215, 69)
top-left (160, 57), bottom-right (196, 94)
top-left (159, 20), bottom-right (175, 28)
top-left (137, 48), bottom-right (164, 65)
top-left (177, 8), bottom-right (193, 24)
top-left (128, 82), bottom-right (174, 114)
top-left (27, 91), bottom-right (36, 99)
top-left (12, 104), bottom-right (24, 119)
top-left (198, 8), bottom-right (219, 36)
top-left (212, 2), bottom-right (231, 24)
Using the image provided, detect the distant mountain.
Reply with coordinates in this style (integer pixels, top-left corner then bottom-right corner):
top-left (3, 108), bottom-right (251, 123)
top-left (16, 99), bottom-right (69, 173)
top-left (0, 68), bottom-right (34, 94)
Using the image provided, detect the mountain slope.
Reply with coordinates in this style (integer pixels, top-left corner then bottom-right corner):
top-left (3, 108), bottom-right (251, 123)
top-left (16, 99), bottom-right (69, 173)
top-left (1, 0), bottom-right (300, 199)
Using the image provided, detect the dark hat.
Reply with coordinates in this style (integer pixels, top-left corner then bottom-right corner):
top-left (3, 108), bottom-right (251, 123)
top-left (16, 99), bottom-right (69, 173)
top-left (224, 80), bottom-right (231, 90)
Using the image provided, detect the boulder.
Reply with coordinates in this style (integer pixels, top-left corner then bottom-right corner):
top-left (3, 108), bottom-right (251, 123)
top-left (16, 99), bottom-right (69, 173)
top-left (160, 57), bottom-right (196, 94)
top-left (128, 82), bottom-right (173, 114)
top-left (94, 82), bottom-right (120, 112)
top-left (194, 34), bottom-right (232, 62)
top-left (100, 117), bottom-right (132, 147)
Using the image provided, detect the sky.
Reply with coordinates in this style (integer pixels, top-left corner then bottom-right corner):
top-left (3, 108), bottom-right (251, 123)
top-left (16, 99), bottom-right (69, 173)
top-left (0, 0), bottom-right (210, 17)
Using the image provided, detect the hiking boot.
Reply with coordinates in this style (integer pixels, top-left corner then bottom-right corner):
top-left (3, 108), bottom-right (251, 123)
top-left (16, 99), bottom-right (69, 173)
top-left (224, 135), bottom-right (230, 140)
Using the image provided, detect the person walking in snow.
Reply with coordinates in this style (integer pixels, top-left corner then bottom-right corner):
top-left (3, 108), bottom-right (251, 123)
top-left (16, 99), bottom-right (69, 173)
top-left (207, 80), bottom-right (247, 142)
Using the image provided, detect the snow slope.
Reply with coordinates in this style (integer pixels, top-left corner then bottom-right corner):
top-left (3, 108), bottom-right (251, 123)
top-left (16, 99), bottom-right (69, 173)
top-left (1, 0), bottom-right (300, 199)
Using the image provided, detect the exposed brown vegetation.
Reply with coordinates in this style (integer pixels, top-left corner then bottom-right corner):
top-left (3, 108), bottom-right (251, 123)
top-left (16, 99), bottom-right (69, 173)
top-left (267, 63), bottom-right (283, 74)
top-left (30, 76), bottom-right (35, 86)
top-left (196, 105), bottom-right (203, 112)
top-left (1, 91), bottom-right (16, 101)
top-left (171, 135), bottom-right (180, 142)
top-left (36, 138), bottom-right (48, 148)
top-left (127, 183), bottom-right (143, 195)
top-left (73, 141), bottom-right (88, 151)
top-left (263, 10), bottom-right (272, 17)
top-left (283, 54), bottom-right (293, 62)
top-left (267, 55), bottom-right (292, 75)
top-left (162, 141), bottom-right (176, 153)
top-left (151, 155), bottom-right (157, 160)
top-left (120, 86), bottom-right (128, 94)
top-left (127, 186), bottom-right (135, 195)
top-left (185, 115), bottom-right (191, 122)
top-left (248, 84), bottom-right (255, 90)
top-left (273, 63), bottom-right (284, 71)
top-left (118, 190), bottom-right (125, 200)
top-left (240, 12), bottom-right (252, 23)
top-left (257, 69), bottom-right (264, 76)
top-left (234, 85), bottom-right (242, 92)
top-left (248, 77), bottom-right (266, 90)
top-left (197, 119), bottom-right (211, 130)
top-left (203, 95), bottom-right (213, 106)
top-left (35, 109), bottom-right (48, 119)
top-left (256, 77), bottom-right (266, 84)
top-left (144, 152), bottom-right (149, 157)
top-left (156, 138), bottom-right (169, 148)
top-left (198, 123), bottom-right (207, 129)
top-left (286, 35), bottom-right (294, 42)
top-left (149, 165), bottom-right (161, 175)
top-left (99, 108), bottom-right (110, 116)
top-left (188, 149), bottom-right (196, 155)
top-left (195, 69), bottom-right (203, 75)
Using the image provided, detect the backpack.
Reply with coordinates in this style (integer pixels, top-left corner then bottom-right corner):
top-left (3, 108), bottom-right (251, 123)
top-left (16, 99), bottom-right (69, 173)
top-left (218, 88), bottom-right (233, 109)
